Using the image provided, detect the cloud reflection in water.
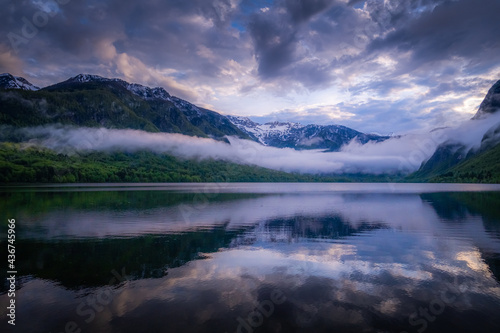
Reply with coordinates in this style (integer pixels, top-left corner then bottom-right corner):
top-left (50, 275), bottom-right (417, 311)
top-left (1, 186), bottom-right (500, 333)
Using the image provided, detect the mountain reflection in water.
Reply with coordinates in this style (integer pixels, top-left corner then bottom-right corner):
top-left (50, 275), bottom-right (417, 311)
top-left (0, 183), bottom-right (499, 333)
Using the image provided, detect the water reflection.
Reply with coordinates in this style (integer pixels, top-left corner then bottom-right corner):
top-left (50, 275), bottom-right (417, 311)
top-left (1, 185), bottom-right (500, 333)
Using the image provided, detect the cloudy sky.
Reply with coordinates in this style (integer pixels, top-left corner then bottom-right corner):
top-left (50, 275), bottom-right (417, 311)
top-left (1, 0), bottom-right (499, 133)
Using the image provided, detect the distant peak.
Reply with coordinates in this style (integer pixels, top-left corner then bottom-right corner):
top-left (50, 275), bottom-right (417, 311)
top-left (265, 120), bottom-right (300, 126)
top-left (266, 120), bottom-right (287, 125)
top-left (0, 73), bottom-right (40, 91)
top-left (226, 115), bottom-right (259, 126)
top-left (227, 115), bottom-right (253, 122)
top-left (126, 83), bottom-right (171, 101)
top-left (64, 74), bottom-right (171, 101)
top-left (68, 73), bottom-right (115, 83)
top-left (472, 79), bottom-right (500, 119)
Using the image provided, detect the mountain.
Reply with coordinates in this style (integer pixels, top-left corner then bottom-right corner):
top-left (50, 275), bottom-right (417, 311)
top-left (227, 115), bottom-right (389, 151)
top-left (0, 73), bottom-right (387, 152)
top-left (0, 73), bottom-right (39, 91)
top-left (409, 79), bottom-right (500, 182)
top-left (45, 74), bottom-right (172, 101)
top-left (423, 143), bottom-right (500, 183)
top-left (408, 143), bottom-right (471, 180)
top-left (0, 73), bottom-right (250, 141)
top-left (2, 73), bottom-right (498, 183)
top-left (472, 80), bottom-right (500, 119)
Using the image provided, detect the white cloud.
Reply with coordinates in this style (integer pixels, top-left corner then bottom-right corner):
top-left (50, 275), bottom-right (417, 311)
top-left (10, 112), bottom-right (500, 175)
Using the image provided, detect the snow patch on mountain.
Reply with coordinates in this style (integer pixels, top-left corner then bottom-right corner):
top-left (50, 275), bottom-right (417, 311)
top-left (227, 115), bottom-right (389, 151)
top-left (0, 73), bottom-right (40, 91)
top-left (126, 84), bottom-right (171, 101)
top-left (58, 74), bottom-right (217, 122)
top-left (67, 74), bottom-right (172, 101)
top-left (170, 96), bottom-right (202, 119)
top-left (69, 74), bottom-right (112, 83)
top-left (227, 116), bottom-right (302, 144)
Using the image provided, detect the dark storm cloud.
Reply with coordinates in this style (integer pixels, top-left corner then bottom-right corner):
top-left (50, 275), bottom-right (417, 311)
top-left (245, 0), bottom-right (449, 86)
top-left (368, 0), bottom-right (500, 71)
top-left (113, 0), bottom-right (242, 67)
top-left (365, 0), bottom-right (448, 31)
top-left (0, 0), bottom-right (498, 132)
top-left (0, 0), bottom-right (247, 96)
top-left (284, 0), bottom-right (335, 24)
top-left (246, 0), bottom-right (344, 87)
top-left (247, 11), bottom-right (297, 78)
top-left (1, 1), bottom-right (121, 79)
top-left (3, 0), bottom-right (495, 90)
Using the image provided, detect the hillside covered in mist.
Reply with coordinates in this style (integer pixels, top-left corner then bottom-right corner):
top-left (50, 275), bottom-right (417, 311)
top-left (1, 73), bottom-right (499, 183)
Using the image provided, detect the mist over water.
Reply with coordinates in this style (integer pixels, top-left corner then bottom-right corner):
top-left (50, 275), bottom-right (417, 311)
top-left (2, 112), bottom-right (500, 174)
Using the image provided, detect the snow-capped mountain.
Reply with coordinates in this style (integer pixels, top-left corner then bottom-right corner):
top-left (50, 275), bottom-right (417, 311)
top-left (63, 74), bottom-right (205, 117)
top-left (63, 74), bottom-right (172, 101)
top-left (67, 73), bottom-right (109, 83)
top-left (1, 73), bottom-right (251, 141)
top-left (227, 115), bottom-right (389, 151)
top-left (0, 72), bottom-right (388, 151)
top-left (0, 73), bottom-right (40, 91)
top-left (127, 83), bottom-right (171, 101)
top-left (169, 96), bottom-right (202, 120)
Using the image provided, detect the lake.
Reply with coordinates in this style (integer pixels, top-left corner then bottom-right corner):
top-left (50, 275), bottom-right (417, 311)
top-left (1, 183), bottom-right (500, 333)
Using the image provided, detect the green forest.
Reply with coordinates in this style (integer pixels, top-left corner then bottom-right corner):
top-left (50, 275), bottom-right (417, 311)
top-left (0, 143), bottom-right (369, 183)
top-left (1, 78), bottom-right (499, 184)
top-left (425, 143), bottom-right (500, 183)
top-left (1, 142), bottom-right (499, 183)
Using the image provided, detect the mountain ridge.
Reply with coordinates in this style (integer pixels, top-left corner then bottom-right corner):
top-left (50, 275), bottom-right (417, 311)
top-left (410, 79), bottom-right (500, 182)
top-left (472, 80), bottom-right (500, 120)
top-left (47, 74), bottom-right (173, 102)
top-left (0, 73), bottom-right (40, 91)
top-left (0, 73), bottom-right (251, 142)
top-left (1, 73), bottom-right (499, 182)
top-left (227, 115), bottom-right (389, 151)
top-left (0, 73), bottom-right (388, 151)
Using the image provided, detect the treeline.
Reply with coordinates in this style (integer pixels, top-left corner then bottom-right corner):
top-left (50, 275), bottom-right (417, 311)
top-left (430, 170), bottom-right (499, 183)
top-left (426, 143), bottom-right (500, 183)
top-left (0, 83), bottom-right (249, 141)
top-left (0, 143), bottom-right (340, 183)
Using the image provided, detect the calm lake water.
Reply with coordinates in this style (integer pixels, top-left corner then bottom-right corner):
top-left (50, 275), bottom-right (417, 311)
top-left (1, 183), bottom-right (500, 333)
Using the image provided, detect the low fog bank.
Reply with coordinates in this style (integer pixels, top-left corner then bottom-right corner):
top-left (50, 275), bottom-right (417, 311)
top-left (340, 111), bottom-right (500, 172)
top-left (2, 112), bottom-right (500, 175)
